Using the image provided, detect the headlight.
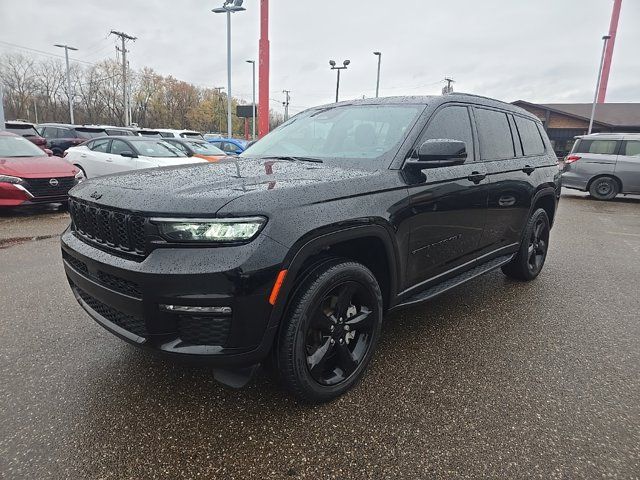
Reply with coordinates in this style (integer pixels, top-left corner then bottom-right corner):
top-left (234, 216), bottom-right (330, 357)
top-left (153, 217), bottom-right (266, 243)
top-left (74, 170), bottom-right (85, 183)
top-left (0, 175), bottom-right (25, 185)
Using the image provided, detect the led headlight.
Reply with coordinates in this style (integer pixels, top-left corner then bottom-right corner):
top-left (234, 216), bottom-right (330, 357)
top-left (0, 175), bottom-right (25, 185)
top-left (153, 217), bottom-right (266, 242)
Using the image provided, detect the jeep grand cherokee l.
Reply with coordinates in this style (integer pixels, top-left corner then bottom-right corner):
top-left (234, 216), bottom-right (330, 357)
top-left (61, 94), bottom-right (561, 403)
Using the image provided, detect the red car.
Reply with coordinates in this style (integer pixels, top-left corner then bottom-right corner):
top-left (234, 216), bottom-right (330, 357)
top-left (0, 131), bottom-right (83, 207)
top-left (4, 121), bottom-right (48, 150)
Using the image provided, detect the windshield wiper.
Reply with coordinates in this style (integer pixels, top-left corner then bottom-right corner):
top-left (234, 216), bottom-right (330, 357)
top-left (262, 155), bottom-right (323, 164)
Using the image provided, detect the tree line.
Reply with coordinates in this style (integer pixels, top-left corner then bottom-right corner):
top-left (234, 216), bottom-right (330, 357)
top-left (0, 52), bottom-right (284, 134)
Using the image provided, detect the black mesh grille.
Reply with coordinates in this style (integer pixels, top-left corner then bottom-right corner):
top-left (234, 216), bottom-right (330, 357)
top-left (69, 199), bottom-right (147, 258)
top-left (97, 270), bottom-right (142, 297)
top-left (24, 177), bottom-right (75, 197)
top-left (75, 287), bottom-right (147, 337)
top-left (62, 250), bottom-right (88, 274)
top-left (177, 315), bottom-right (231, 346)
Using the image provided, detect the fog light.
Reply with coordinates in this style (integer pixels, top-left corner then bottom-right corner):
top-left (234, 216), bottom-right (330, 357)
top-left (160, 304), bottom-right (232, 314)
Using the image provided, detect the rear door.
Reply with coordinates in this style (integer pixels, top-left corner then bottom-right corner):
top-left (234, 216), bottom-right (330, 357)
top-left (615, 139), bottom-right (640, 193)
top-left (476, 109), bottom-right (546, 256)
top-left (402, 104), bottom-right (489, 291)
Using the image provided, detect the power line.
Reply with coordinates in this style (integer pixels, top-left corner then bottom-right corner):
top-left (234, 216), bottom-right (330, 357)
top-left (0, 40), bottom-right (98, 66)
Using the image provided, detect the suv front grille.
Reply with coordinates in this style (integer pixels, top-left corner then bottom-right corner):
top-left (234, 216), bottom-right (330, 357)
top-left (69, 199), bottom-right (147, 258)
top-left (177, 315), bottom-right (231, 346)
top-left (75, 287), bottom-right (147, 338)
top-left (24, 177), bottom-right (75, 198)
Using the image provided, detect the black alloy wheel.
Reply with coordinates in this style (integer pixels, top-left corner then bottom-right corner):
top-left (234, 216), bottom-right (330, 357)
top-left (526, 216), bottom-right (549, 276)
top-left (277, 260), bottom-right (383, 403)
top-left (502, 208), bottom-right (551, 281)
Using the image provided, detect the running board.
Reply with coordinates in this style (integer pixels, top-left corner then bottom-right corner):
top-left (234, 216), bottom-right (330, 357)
top-left (393, 254), bottom-right (514, 309)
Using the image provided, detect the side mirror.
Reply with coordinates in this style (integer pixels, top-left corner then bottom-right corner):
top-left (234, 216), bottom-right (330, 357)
top-left (405, 139), bottom-right (467, 169)
top-left (120, 151), bottom-right (138, 158)
top-left (44, 148), bottom-right (53, 157)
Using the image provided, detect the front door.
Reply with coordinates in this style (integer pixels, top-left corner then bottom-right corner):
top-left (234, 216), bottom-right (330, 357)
top-left (615, 139), bottom-right (640, 193)
top-left (107, 140), bottom-right (138, 174)
top-left (402, 105), bottom-right (489, 292)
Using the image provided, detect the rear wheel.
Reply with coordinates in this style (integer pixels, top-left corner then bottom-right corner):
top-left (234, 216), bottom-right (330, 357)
top-left (502, 208), bottom-right (550, 281)
top-left (589, 176), bottom-right (619, 200)
top-left (277, 260), bottom-right (383, 403)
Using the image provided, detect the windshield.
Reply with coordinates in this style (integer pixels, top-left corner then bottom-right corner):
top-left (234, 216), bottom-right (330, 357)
top-left (0, 135), bottom-right (47, 157)
top-left (187, 141), bottom-right (225, 155)
top-left (181, 132), bottom-right (204, 139)
top-left (133, 140), bottom-right (187, 158)
top-left (6, 125), bottom-right (41, 137)
top-left (241, 104), bottom-right (422, 166)
top-left (76, 129), bottom-right (105, 139)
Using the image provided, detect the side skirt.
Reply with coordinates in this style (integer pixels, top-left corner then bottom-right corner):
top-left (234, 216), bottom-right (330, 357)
top-left (391, 253), bottom-right (514, 311)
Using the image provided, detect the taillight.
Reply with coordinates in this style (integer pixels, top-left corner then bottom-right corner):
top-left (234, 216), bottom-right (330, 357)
top-left (565, 155), bottom-right (581, 164)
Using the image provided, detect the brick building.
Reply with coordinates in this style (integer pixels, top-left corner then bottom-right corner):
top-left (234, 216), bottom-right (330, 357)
top-left (512, 101), bottom-right (640, 155)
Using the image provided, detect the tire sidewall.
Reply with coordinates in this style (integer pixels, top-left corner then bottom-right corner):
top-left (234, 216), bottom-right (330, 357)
top-left (280, 261), bottom-right (383, 402)
top-left (590, 177), bottom-right (618, 200)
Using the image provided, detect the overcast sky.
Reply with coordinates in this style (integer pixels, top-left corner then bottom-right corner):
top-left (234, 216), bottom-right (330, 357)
top-left (1, 0), bottom-right (638, 115)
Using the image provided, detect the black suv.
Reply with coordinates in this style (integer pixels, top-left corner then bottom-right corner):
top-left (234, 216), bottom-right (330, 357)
top-left (61, 94), bottom-right (561, 403)
top-left (39, 123), bottom-right (108, 156)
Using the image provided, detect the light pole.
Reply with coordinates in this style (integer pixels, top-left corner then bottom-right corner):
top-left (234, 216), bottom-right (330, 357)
top-left (329, 59), bottom-right (350, 103)
top-left (213, 0), bottom-right (246, 139)
top-left (54, 44), bottom-right (78, 124)
top-left (373, 51), bottom-right (382, 97)
top-left (589, 35), bottom-right (611, 135)
top-left (246, 60), bottom-right (256, 140)
top-left (282, 90), bottom-right (290, 121)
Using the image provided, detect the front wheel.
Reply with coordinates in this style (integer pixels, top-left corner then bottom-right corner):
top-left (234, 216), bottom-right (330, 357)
top-left (277, 260), bottom-right (383, 403)
top-left (502, 208), bottom-right (550, 281)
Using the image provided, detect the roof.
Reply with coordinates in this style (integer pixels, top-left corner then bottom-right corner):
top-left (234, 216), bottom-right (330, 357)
top-left (512, 101), bottom-right (640, 127)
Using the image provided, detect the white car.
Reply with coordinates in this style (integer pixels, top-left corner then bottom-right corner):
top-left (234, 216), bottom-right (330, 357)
top-left (156, 129), bottom-right (204, 140)
top-left (64, 136), bottom-right (208, 178)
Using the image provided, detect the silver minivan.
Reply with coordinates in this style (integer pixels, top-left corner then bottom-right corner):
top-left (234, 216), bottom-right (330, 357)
top-left (562, 133), bottom-right (640, 200)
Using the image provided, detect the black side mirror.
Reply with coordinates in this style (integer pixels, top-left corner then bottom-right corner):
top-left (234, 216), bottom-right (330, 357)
top-left (405, 139), bottom-right (467, 169)
top-left (120, 151), bottom-right (138, 158)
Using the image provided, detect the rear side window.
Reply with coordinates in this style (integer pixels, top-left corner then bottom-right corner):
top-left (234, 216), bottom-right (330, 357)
top-left (418, 106), bottom-right (475, 161)
top-left (622, 140), bottom-right (640, 157)
top-left (573, 140), bottom-right (618, 155)
top-left (514, 116), bottom-right (545, 155)
top-left (475, 108), bottom-right (515, 161)
top-left (90, 139), bottom-right (110, 153)
top-left (58, 128), bottom-right (73, 138)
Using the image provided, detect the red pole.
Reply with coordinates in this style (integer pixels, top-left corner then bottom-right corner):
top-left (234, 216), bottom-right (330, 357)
top-left (597, 0), bottom-right (622, 103)
top-left (258, 0), bottom-right (270, 138)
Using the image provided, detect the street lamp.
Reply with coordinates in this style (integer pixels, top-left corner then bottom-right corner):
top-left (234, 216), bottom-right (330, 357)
top-left (212, 0), bottom-right (246, 139)
top-left (246, 60), bottom-right (256, 140)
top-left (373, 51), bottom-right (382, 98)
top-left (588, 35), bottom-right (611, 135)
top-left (329, 59), bottom-right (350, 103)
top-left (54, 44), bottom-right (78, 124)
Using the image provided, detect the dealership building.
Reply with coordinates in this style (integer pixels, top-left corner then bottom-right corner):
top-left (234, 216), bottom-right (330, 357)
top-left (512, 101), bottom-right (640, 155)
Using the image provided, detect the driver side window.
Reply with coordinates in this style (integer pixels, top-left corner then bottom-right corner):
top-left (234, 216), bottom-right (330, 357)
top-left (417, 106), bottom-right (475, 162)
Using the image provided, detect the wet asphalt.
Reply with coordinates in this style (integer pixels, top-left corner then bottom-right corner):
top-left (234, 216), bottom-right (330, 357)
top-left (1, 192), bottom-right (639, 479)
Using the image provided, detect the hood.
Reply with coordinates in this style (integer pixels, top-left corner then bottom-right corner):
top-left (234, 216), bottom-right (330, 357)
top-left (69, 157), bottom-right (383, 215)
top-left (0, 155), bottom-right (78, 178)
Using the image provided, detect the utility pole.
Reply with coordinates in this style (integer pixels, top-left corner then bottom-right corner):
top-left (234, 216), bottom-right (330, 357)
top-left (110, 30), bottom-right (137, 126)
top-left (258, 0), bottom-right (270, 138)
top-left (213, 86), bottom-right (225, 133)
top-left (442, 77), bottom-right (455, 95)
top-left (246, 60), bottom-right (256, 139)
top-left (589, 35), bottom-right (611, 135)
top-left (282, 90), bottom-right (290, 121)
top-left (54, 44), bottom-right (78, 124)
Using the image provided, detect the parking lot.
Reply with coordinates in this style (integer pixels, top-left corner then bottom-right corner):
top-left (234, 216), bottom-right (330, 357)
top-left (1, 191), bottom-right (639, 479)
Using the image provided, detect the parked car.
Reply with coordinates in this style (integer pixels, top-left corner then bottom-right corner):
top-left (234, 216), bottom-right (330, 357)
top-left (204, 133), bottom-right (223, 141)
top-left (4, 120), bottom-right (48, 150)
top-left (156, 129), bottom-right (204, 140)
top-left (63, 136), bottom-right (208, 178)
top-left (137, 128), bottom-right (163, 138)
top-left (98, 125), bottom-right (137, 136)
top-left (61, 94), bottom-right (560, 402)
top-left (0, 131), bottom-right (83, 207)
top-left (162, 138), bottom-right (228, 162)
top-left (207, 137), bottom-right (248, 154)
top-left (39, 123), bottom-right (108, 157)
top-left (562, 133), bottom-right (640, 200)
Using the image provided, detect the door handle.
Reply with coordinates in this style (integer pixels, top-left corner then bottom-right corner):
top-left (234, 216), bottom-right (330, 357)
top-left (467, 171), bottom-right (487, 184)
top-left (522, 165), bottom-right (535, 174)
top-left (80, 154), bottom-right (87, 158)
top-left (106, 159), bottom-right (113, 162)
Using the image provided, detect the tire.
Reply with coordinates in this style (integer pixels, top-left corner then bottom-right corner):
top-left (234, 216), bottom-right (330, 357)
top-left (502, 208), bottom-right (550, 281)
top-left (589, 176), bottom-right (619, 200)
top-left (277, 259), bottom-right (383, 403)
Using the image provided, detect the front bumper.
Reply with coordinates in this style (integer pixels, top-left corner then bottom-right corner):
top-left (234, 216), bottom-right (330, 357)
top-left (61, 228), bottom-right (288, 367)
